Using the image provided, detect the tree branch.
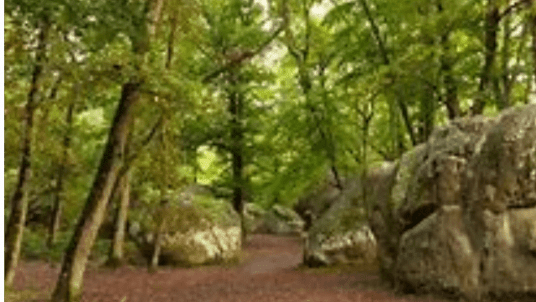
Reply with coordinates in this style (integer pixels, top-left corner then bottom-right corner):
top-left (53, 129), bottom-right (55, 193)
top-left (499, 0), bottom-right (530, 19)
top-left (117, 114), bottom-right (164, 179)
top-left (202, 23), bottom-right (286, 83)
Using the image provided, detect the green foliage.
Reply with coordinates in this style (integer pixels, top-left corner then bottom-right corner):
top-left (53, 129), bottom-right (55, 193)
top-left (21, 229), bottom-right (110, 263)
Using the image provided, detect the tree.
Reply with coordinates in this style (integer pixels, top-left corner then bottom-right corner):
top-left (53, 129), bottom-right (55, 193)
top-left (195, 0), bottom-right (284, 242)
top-left (51, 0), bottom-right (165, 300)
top-left (4, 13), bottom-right (49, 287)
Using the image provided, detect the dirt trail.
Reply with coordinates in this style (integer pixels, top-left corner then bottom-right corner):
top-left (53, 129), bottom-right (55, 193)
top-left (13, 234), bottom-right (449, 302)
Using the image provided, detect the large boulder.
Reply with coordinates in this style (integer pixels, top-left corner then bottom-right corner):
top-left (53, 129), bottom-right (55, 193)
top-left (257, 204), bottom-right (304, 235)
top-left (129, 186), bottom-right (241, 266)
top-left (243, 202), bottom-right (267, 234)
top-left (294, 172), bottom-right (342, 220)
top-left (395, 205), bottom-right (478, 296)
top-left (395, 115), bottom-right (493, 233)
top-left (370, 104), bottom-right (536, 300)
top-left (303, 163), bottom-right (396, 267)
top-left (460, 105), bottom-right (536, 299)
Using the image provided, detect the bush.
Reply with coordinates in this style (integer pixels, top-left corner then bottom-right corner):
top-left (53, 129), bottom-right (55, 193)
top-left (21, 229), bottom-right (111, 263)
top-left (21, 229), bottom-right (68, 262)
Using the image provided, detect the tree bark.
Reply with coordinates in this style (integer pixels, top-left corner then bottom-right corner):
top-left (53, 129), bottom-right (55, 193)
top-left (150, 231), bottom-right (163, 269)
top-left (473, 0), bottom-right (500, 115)
top-left (530, 10), bottom-right (536, 88)
top-left (51, 81), bottom-right (141, 302)
top-left (418, 88), bottom-right (435, 143)
top-left (361, 114), bottom-right (372, 214)
top-left (150, 199), bottom-right (168, 270)
top-left (51, 0), bottom-right (163, 299)
top-left (437, 2), bottom-right (461, 119)
top-left (107, 170), bottom-right (131, 266)
top-left (5, 16), bottom-right (48, 287)
top-left (229, 77), bottom-right (246, 244)
top-left (499, 6), bottom-right (512, 110)
top-left (48, 101), bottom-right (74, 247)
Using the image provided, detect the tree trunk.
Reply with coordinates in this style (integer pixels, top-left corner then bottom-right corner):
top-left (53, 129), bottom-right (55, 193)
top-left (51, 81), bottom-right (141, 302)
top-left (106, 120), bottom-right (132, 267)
top-left (473, 0), bottom-right (499, 115)
top-left (150, 198), bottom-right (169, 270)
top-left (499, 7), bottom-right (511, 110)
top-left (51, 0), bottom-right (163, 298)
top-left (361, 117), bottom-right (371, 214)
top-left (48, 101), bottom-right (74, 247)
top-left (526, 70), bottom-right (534, 104)
top-left (437, 2), bottom-right (460, 119)
top-left (229, 78), bottom-right (245, 244)
top-left (531, 11), bottom-right (536, 88)
top-left (418, 90), bottom-right (435, 143)
top-left (5, 17), bottom-right (48, 287)
top-left (107, 170), bottom-right (131, 266)
top-left (150, 231), bottom-right (162, 270)
top-left (283, 3), bottom-right (345, 185)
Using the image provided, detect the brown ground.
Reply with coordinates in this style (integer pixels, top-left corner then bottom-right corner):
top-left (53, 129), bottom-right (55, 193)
top-left (12, 234), bottom-right (450, 302)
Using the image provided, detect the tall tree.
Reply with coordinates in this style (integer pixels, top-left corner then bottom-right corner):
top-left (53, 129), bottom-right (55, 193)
top-left (48, 98), bottom-right (75, 247)
top-left (198, 0), bottom-right (284, 242)
top-left (279, 0), bottom-right (344, 187)
top-left (51, 0), bottom-right (164, 300)
top-left (4, 13), bottom-right (49, 287)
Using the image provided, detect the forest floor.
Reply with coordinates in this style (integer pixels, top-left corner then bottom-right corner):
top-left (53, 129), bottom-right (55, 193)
top-left (9, 234), bottom-right (451, 302)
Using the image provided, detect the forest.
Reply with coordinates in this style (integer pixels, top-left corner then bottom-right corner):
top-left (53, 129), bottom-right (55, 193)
top-left (4, 0), bottom-right (536, 301)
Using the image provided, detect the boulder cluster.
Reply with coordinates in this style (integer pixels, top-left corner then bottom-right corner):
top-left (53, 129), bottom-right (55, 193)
top-left (303, 104), bottom-right (536, 300)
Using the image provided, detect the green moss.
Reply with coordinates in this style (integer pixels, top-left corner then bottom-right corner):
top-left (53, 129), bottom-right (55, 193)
top-left (339, 207), bottom-right (367, 231)
top-left (162, 206), bottom-right (212, 233)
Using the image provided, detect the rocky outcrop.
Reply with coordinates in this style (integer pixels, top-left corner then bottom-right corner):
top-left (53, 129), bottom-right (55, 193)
top-left (460, 105), bottom-right (536, 299)
top-left (369, 104), bottom-right (536, 300)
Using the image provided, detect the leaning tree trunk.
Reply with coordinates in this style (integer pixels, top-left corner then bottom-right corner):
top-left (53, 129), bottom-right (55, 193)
top-left (51, 0), bottom-right (164, 299)
top-left (51, 81), bottom-right (141, 302)
top-left (48, 101), bottom-right (74, 247)
top-left (5, 17), bottom-right (48, 287)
